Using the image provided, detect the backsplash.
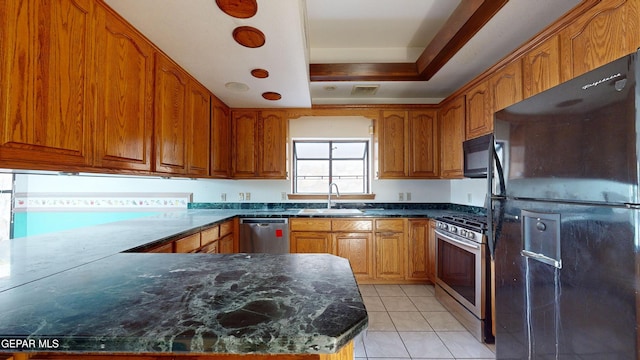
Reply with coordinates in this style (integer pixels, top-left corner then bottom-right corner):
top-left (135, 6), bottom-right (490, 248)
top-left (189, 202), bottom-right (487, 215)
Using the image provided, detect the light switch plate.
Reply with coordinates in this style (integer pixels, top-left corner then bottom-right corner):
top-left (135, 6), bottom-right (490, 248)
top-left (238, 192), bottom-right (244, 201)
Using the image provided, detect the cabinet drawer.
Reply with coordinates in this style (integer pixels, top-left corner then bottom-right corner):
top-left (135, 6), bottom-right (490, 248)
top-left (375, 219), bottom-right (405, 232)
top-left (201, 225), bottom-right (220, 246)
top-left (198, 241), bottom-right (219, 254)
top-left (220, 220), bottom-right (233, 237)
top-left (332, 219), bottom-right (373, 232)
top-left (147, 241), bottom-right (174, 253)
top-left (174, 233), bottom-right (201, 253)
top-left (290, 218), bottom-right (332, 231)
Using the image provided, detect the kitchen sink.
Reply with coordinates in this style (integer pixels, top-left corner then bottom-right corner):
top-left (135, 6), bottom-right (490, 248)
top-left (297, 208), bottom-right (364, 215)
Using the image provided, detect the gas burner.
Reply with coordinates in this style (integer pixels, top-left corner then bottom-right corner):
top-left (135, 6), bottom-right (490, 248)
top-left (437, 214), bottom-right (488, 232)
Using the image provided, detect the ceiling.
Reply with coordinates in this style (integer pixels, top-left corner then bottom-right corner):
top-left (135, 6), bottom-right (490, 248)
top-left (104, 0), bottom-right (582, 108)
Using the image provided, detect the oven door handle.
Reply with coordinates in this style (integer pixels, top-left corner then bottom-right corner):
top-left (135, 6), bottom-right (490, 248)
top-left (435, 230), bottom-right (481, 250)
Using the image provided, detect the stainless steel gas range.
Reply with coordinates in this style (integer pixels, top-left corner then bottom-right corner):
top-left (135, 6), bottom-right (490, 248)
top-left (434, 214), bottom-right (493, 343)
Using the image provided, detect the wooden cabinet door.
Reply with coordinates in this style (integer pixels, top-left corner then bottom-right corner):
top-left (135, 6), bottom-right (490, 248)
top-left (439, 97), bottom-right (465, 178)
top-left (210, 97), bottom-right (231, 178)
top-left (408, 110), bottom-right (439, 178)
top-left (0, 0), bottom-right (93, 169)
top-left (291, 232), bottom-right (332, 253)
top-left (560, 0), bottom-right (640, 81)
top-left (465, 80), bottom-right (492, 139)
top-left (523, 35), bottom-right (561, 98)
top-left (186, 81), bottom-right (211, 176)
top-left (219, 233), bottom-right (234, 254)
top-left (375, 231), bottom-right (405, 280)
top-left (93, 6), bottom-right (155, 172)
top-left (232, 111), bottom-right (258, 177)
top-left (491, 60), bottom-right (523, 113)
top-left (407, 220), bottom-right (429, 281)
top-left (174, 233), bottom-right (201, 253)
top-left (378, 110), bottom-right (408, 178)
top-left (334, 232), bottom-right (374, 281)
top-left (258, 110), bottom-right (287, 178)
top-left (154, 54), bottom-right (188, 174)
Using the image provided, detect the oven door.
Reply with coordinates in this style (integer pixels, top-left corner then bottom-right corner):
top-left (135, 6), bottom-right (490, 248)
top-left (435, 229), bottom-right (486, 319)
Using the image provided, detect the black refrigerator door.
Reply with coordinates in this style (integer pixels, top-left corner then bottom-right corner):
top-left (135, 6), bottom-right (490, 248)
top-left (494, 199), bottom-right (637, 359)
top-left (493, 51), bottom-right (638, 205)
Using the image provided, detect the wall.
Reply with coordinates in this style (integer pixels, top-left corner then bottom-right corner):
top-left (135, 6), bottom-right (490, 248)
top-left (14, 173), bottom-right (486, 206)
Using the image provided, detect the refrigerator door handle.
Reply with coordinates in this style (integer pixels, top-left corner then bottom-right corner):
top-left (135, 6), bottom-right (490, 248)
top-left (487, 134), bottom-right (506, 260)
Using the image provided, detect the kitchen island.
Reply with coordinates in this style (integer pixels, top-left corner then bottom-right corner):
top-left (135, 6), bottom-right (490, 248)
top-left (0, 253), bottom-right (367, 359)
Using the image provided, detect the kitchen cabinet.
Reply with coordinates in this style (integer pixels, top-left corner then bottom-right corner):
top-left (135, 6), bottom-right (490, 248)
top-left (147, 242), bottom-right (174, 253)
top-left (155, 54), bottom-right (212, 176)
top-left (174, 233), bottom-right (201, 253)
top-left (210, 97), bottom-right (232, 178)
top-left (290, 218), bottom-right (333, 253)
top-left (0, 0), bottom-right (94, 170)
top-left (186, 81), bottom-right (211, 176)
top-left (559, 0), bottom-right (640, 82)
top-left (374, 219), bottom-right (405, 281)
top-left (491, 60), bottom-right (523, 113)
top-left (93, 5), bottom-right (155, 172)
top-left (218, 219), bottom-right (236, 253)
top-left (439, 97), bottom-right (465, 178)
top-left (333, 219), bottom-right (374, 282)
top-left (523, 35), bottom-right (561, 98)
top-left (465, 81), bottom-right (492, 140)
top-left (377, 110), bottom-right (439, 179)
top-left (406, 219), bottom-right (430, 281)
top-left (197, 225), bottom-right (220, 254)
top-left (232, 110), bottom-right (287, 179)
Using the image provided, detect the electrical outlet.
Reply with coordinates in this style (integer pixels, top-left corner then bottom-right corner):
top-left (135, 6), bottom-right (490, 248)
top-left (467, 193), bottom-right (473, 203)
top-left (245, 192), bottom-right (251, 201)
top-left (281, 192), bottom-right (287, 201)
top-left (406, 192), bottom-right (412, 201)
top-left (238, 192), bottom-right (244, 201)
top-left (398, 192), bottom-right (404, 201)
top-left (220, 193), bottom-right (227, 202)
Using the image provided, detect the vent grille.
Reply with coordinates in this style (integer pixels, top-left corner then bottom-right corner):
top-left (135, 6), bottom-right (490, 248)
top-left (351, 85), bottom-right (379, 96)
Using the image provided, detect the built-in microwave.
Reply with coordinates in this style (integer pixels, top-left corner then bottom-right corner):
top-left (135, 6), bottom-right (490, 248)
top-left (463, 134), bottom-right (492, 178)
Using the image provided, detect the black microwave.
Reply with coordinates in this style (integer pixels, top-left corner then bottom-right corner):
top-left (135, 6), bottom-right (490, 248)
top-left (463, 134), bottom-right (492, 178)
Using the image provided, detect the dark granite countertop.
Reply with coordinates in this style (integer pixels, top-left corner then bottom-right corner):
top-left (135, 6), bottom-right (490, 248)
top-left (0, 253), bottom-right (367, 354)
top-left (0, 205), bottom-right (477, 355)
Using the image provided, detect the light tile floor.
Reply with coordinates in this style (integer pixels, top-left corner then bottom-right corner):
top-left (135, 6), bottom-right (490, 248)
top-left (354, 284), bottom-right (496, 360)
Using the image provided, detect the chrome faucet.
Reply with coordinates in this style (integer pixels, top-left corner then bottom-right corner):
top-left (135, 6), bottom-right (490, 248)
top-left (328, 182), bottom-right (340, 209)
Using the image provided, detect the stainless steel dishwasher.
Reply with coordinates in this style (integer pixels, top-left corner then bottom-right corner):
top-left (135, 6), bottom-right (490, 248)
top-left (239, 218), bottom-right (289, 253)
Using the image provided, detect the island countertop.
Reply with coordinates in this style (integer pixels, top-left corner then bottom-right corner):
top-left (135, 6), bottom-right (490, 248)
top-left (0, 253), bottom-right (367, 355)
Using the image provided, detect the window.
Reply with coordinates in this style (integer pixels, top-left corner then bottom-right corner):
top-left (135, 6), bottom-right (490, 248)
top-left (293, 140), bottom-right (369, 194)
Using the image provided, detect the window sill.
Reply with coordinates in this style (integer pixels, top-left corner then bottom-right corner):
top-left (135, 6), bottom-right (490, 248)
top-left (287, 194), bottom-right (376, 200)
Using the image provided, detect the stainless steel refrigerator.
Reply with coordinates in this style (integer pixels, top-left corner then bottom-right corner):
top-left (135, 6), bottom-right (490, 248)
top-left (490, 50), bottom-right (639, 359)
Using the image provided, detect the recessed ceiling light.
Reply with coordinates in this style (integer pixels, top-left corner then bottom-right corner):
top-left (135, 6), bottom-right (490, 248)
top-left (225, 82), bottom-right (250, 92)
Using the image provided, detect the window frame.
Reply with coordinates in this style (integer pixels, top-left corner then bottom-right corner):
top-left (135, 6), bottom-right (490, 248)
top-left (292, 139), bottom-right (370, 194)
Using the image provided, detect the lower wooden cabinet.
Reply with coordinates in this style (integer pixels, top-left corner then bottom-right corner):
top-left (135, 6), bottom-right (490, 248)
top-left (174, 233), bottom-right (201, 253)
top-left (143, 220), bottom-right (236, 254)
top-left (290, 217), bottom-right (435, 284)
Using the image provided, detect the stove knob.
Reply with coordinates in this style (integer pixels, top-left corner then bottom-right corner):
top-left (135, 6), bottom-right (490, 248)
top-left (460, 229), bottom-right (467, 237)
top-left (467, 232), bottom-right (475, 240)
top-left (450, 226), bottom-right (457, 234)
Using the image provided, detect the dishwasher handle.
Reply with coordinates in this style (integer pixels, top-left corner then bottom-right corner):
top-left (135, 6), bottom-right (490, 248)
top-left (240, 218), bottom-right (288, 225)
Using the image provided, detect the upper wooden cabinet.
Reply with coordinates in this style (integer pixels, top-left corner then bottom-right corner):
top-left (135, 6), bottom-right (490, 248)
top-left (378, 110), bottom-right (439, 179)
top-left (94, 5), bottom-right (155, 171)
top-left (186, 81), bottom-right (211, 176)
top-left (0, 0), bottom-right (94, 169)
top-left (232, 110), bottom-right (287, 179)
top-left (491, 60), bottom-right (523, 113)
top-left (560, 0), bottom-right (640, 81)
top-left (154, 54), bottom-right (212, 176)
top-left (523, 35), bottom-right (561, 98)
top-left (465, 81), bottom-right (492, 140)
top-left (210, 97), bottom-right (232, 178)
top-left (439, 97), bottom-right (465, 179)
